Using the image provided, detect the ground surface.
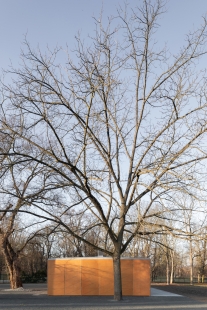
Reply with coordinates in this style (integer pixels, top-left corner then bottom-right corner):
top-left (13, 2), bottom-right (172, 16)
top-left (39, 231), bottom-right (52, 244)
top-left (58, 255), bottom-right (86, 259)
top-left (0, 283), bottom-right (207, 309)
top-left (152, 283), bottom-right (207, 303)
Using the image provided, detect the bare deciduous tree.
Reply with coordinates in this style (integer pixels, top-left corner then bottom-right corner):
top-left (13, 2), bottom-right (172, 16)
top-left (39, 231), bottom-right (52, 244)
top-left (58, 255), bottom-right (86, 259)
top-left (0, 155), bottom-right (52, 288)
top-left (1, 0), bottom-right (207, 299)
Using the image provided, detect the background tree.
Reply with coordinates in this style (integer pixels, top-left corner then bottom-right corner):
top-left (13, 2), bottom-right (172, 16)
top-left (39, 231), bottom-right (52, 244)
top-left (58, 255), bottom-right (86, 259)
top-left (193, 228), bottom-right (207, 283)
top-left (1, 0), bottom-right (207, 300)
top-left (0, 152), bottom-right (53, 288)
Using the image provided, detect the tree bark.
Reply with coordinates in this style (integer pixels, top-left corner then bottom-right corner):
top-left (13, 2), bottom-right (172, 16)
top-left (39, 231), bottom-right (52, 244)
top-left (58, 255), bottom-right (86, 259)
top-left (2, 237), bottom-right (22, 289)
top-left (7, 259), bottom-right (22, 289)
top-left (166, 255), bottom-right (170, 285)
top-left (189, 238), bottom-right (193, 285)
top-left (113, 252), bottom-right (122, 301)
top-left (170, 250), bottom-right (174, 284)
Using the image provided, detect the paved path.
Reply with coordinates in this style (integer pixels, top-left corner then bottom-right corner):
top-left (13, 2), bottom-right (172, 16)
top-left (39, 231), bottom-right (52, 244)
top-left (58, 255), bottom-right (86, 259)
top-left (0, 284), bottom-right (206, 310)
top-left (152, 284), bottom-right (207, 303)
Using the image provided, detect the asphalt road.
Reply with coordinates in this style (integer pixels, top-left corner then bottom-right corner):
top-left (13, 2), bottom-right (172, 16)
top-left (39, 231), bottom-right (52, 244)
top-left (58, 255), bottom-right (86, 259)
top-left (0, 284), bottom-right (207, 310)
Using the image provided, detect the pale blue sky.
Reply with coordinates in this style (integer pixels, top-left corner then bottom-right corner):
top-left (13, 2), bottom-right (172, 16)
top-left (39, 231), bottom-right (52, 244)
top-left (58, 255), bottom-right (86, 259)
top-left (0, 0), bottom-right (207, 70)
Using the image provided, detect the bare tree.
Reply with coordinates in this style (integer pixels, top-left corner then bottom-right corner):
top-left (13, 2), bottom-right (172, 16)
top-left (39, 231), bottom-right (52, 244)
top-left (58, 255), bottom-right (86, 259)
top-left (1, 0), bottom-right (207, 299)
top-left (0, 155), bottom-right (53, 288)
top-left (177, 196), bottom-right (206, 285)
top-left (190, 227), bottom-right (207, 283)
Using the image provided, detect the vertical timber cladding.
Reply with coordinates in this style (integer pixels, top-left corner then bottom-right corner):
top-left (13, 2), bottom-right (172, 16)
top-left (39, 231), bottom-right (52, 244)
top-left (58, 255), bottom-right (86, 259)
top-left (47, 258), bottom-right (151, 296)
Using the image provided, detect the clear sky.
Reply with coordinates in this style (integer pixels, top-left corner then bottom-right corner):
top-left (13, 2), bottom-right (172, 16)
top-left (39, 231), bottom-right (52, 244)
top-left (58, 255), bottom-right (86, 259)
top-left (0, 0), bottom-right (207, 71)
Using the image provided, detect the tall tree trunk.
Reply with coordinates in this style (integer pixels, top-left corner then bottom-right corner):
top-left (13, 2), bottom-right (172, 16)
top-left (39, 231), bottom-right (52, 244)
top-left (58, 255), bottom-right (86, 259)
top-left (7, 259), bottom-right (22, 289)
top-left (189, 238), bottom-right (193, 285)
top-left (2, 237), bottom-right (23, 289)
top-left (112, 208), bottom-right (125, 301)
top-left (113, 252), bottom-right (122, 301)
top-left (166, 254), bottom-right (170, 285)
top-left (170, 250), bottom-right (174, 284)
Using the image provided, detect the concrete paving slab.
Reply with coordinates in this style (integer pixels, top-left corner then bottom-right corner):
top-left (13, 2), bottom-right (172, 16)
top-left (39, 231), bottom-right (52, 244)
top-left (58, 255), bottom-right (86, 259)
top-left (151, 288), bottom-right (183, 297)
top-left (0, 284), bottom-right (183, 297)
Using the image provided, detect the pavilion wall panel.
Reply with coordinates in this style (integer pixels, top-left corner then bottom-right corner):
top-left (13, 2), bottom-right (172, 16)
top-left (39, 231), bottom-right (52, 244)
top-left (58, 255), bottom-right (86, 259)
top-left (47, 257), bottom-right (150, 296)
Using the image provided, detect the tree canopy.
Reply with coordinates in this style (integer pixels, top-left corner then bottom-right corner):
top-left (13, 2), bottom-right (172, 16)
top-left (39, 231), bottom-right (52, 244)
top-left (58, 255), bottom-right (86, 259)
top-left (1, 0), bottom-right (207, 300)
